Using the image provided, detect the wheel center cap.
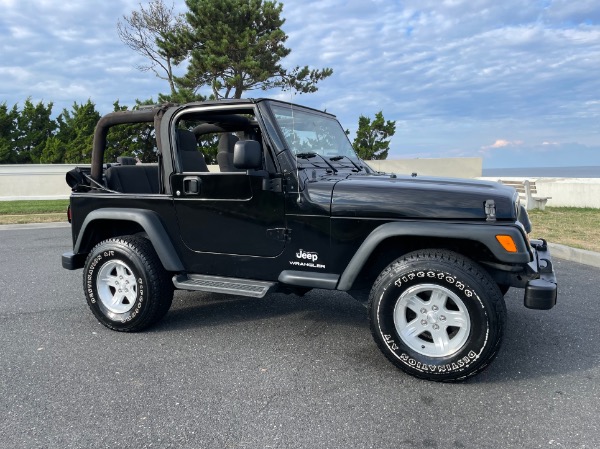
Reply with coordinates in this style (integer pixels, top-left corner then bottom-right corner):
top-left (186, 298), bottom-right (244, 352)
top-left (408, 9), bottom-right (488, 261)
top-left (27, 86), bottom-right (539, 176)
top-left (426, 311), bottom-right (439, 323)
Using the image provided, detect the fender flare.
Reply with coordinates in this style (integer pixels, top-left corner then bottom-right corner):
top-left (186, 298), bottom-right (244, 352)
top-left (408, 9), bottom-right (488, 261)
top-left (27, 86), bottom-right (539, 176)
top-left (336, 221), bottom-right (532, 291)
top-left (74, 208), bottom-right (184, 272)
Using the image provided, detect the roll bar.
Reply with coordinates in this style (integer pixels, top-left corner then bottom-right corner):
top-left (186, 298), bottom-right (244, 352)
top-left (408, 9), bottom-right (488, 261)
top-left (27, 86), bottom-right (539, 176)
top-left (90, 109), bottom-right (158, 182)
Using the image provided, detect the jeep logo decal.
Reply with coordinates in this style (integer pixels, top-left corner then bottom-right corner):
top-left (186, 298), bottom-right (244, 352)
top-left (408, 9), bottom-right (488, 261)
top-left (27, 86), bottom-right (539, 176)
top-left (296, 249), bottom-right (318, 262)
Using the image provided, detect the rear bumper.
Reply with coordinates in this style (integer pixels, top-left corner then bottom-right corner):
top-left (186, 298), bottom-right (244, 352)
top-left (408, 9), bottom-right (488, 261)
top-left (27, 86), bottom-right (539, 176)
top-left (524, 239), bottom-right (557, 310)
top-left (62, 251), bottom-right (86, 270)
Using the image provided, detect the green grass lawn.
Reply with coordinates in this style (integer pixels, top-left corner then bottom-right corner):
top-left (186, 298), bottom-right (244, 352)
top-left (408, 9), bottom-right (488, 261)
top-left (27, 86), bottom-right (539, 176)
top-left (528, 207), bottom-right (600, 253)
top-left (0, 200), bottom-right (69, 224)
top-left (0, 199), bottom-right (69, 215)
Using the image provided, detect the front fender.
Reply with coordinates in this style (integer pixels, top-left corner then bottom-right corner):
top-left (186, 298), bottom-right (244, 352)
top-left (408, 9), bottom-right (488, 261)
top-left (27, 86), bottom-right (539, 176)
top-left (336, 221), bottom-right (532, 291)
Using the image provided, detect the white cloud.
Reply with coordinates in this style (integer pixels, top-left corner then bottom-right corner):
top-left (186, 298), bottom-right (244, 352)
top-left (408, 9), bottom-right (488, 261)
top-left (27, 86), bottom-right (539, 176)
top-left (1, 0), bottom-right (599, 167)
top-left (0, 66), bottom-right (33, 81)
top-left (482, 139), bottom-right (524, 150)
top-left (278, 0), bottom-right (600, 165)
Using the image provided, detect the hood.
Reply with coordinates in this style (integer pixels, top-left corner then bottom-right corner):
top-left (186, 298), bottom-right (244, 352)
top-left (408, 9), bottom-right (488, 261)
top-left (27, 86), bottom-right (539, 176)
top-left (328, 173), bottom-right (517, 220)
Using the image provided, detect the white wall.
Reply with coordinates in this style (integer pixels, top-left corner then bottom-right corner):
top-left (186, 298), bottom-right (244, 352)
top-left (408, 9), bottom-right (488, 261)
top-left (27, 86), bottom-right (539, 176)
top-left (480, 177), bottom-right (600, 209)
top-left (366, 157), bottom-right (483, 178)
top-left (0, 164), bottom-right (83, 200)
top-left (0, 159), bottom-right (482, 201)
top-left (2, 161), bottom-right (600, 209)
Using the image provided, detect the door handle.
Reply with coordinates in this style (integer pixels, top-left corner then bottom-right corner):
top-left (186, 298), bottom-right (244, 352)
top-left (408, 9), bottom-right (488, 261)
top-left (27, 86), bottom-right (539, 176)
top-left (183, 176), bottom-right (202, 194)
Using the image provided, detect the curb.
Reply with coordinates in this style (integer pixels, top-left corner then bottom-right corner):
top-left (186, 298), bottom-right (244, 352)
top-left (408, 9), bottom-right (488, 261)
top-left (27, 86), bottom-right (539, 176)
top-left (0, 222), bottom-right (71, 231)
top-left (548, 243), bottom-right (600, 269)
top-left (1, 222), bottom-right (599, 270)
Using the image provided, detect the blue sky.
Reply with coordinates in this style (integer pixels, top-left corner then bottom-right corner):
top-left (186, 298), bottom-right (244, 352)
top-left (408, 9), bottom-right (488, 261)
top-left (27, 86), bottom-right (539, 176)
top-left (1, 0), bottom-right (600, 168)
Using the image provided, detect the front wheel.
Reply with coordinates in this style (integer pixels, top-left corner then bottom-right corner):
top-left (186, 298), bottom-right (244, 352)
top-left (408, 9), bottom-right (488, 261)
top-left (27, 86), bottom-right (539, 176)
top-left (369, 249), bottom-right (506, 382)
top-left (83, 236), bottom-right (173, 332)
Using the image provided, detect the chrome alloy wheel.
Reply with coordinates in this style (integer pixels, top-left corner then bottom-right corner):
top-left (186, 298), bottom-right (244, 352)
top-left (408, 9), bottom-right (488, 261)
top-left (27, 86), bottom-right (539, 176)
top-left (393, 284), bottom-right (471, 358)
top-left (96, 260), bottom-right (138, 314)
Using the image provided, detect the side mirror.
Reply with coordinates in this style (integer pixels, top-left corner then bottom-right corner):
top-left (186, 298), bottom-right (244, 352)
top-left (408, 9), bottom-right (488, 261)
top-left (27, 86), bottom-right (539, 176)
top-left (233, 140), bottom-right (262, 170)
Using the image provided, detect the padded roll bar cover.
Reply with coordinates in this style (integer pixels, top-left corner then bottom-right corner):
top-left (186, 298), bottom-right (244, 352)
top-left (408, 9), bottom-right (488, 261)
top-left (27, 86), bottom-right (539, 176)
top-left (91, 109), bottom-right (157, 182)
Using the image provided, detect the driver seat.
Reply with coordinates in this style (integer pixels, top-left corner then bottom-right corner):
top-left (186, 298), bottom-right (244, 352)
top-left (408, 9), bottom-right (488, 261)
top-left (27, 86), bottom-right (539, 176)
top-left (177, 129), bottom-right (208, 172)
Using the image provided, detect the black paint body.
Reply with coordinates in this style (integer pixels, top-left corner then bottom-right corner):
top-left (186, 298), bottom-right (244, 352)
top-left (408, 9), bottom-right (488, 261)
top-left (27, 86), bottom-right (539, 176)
top-left (63, 99), bottom-right (556, 308)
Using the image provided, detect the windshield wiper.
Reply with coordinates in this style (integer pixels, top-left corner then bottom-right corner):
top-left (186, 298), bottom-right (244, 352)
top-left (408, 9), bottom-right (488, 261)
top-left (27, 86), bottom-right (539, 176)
top-left (296, 152), bottom-right (317, 159)
top-left (295, 152), bottom-right (318, 169)
top-left (330, 155), bottom-right (363, 172)
top-left (296, 152), bottom-right (338, 173)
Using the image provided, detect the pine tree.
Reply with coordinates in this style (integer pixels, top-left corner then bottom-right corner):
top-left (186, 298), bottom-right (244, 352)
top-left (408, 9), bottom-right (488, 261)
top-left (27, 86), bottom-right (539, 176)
top-left (0, 103), bottom-right (18, 163)
top-left (175, 0), bottom-right (332, 99)
top-left (14, 98), bottom-right (56, 163)
top-left (59, 100), bottom-right (101, 163)
top-left (352, 112), bottom-right (396, 160)
top-left (106, 100), bottom-right (159, 163)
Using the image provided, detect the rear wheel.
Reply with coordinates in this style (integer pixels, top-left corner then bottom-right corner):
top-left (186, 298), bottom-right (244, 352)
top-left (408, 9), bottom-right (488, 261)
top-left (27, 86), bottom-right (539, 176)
top-left (83, 236), bottom-right (173, 332)
top-left (369, 249), bottom-right (506, 382)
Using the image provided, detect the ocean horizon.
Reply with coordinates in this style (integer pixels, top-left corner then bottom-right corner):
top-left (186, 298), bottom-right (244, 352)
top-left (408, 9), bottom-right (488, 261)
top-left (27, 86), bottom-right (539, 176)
top-left (482, 165), bottom-right (600, 178)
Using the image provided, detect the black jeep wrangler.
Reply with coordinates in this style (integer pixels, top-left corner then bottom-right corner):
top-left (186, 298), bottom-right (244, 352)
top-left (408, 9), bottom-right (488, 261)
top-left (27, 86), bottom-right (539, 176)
top-left (62, 99), bottom-right (557, 381)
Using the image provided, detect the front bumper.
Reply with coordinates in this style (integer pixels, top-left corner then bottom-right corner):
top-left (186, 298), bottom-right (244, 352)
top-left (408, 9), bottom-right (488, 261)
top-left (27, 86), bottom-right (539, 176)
top-left (524, 239), bottom-right (557, 310)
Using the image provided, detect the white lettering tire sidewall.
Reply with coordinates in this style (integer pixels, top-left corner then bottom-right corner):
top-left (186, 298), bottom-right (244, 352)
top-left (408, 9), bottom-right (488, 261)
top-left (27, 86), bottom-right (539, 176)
top-left (369, 252), bottom-right (505, 381)
top-left (84, 243), bottom-right (150, 330)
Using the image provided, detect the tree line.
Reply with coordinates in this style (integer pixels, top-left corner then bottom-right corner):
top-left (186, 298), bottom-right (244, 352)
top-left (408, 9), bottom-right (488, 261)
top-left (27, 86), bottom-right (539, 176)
top-left (1, 0), bottom-right (395, 164)
top-left (0, 98), bottom-right (159, 164)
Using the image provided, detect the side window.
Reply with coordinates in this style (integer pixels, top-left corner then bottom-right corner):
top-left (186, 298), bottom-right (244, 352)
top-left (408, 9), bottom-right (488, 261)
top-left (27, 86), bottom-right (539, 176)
top-left (175, 128), bottom-right (209, 173)
top-left (215, 132), bottom-right (244, 172)
top-left (175, 110), bottom-right (269, 174)
top-left (197, 132), bottom-right (220, 165)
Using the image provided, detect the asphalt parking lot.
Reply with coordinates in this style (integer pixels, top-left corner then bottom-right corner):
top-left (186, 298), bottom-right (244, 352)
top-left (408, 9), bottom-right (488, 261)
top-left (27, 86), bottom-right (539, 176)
top-left (1, 224), bottom-right (598, 449)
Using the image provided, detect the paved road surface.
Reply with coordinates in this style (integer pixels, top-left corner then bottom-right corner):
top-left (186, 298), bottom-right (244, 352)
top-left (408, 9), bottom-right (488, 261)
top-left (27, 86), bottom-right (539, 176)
top-left (0, 226), bottom-right (598, 449)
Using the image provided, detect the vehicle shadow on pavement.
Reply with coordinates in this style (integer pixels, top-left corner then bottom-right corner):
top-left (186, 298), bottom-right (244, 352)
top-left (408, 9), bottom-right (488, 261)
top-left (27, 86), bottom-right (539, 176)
top-left (149, 260), bottom-right (600, 384)
top-left (152, 289), bottom-right (369, 334)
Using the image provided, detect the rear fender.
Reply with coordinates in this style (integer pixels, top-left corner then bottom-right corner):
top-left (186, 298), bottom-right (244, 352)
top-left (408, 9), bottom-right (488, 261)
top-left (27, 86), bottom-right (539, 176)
top-left (72, 208), bottom-right (184, 272)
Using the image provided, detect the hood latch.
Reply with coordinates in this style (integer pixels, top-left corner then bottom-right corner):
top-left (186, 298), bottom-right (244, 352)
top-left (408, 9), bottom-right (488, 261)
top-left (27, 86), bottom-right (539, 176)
top-left (485, 199), bottom-right (496, 222)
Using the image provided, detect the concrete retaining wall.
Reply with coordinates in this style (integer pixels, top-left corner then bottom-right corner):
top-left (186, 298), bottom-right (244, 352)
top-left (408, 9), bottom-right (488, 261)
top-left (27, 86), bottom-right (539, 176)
top-left (479, 177), bottom-right (600, 208)
top-left (366, 157), bottom-right (482, 179)
top-left (2, 161), bottom-right (599, 208)
top-left (0, 158), bottom-right (483, 201)
top-left (0, 164), bottom-right (83, 200)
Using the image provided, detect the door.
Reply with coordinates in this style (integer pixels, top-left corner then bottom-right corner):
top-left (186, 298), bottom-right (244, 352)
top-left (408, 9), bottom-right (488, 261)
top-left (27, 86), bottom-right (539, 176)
top-left (172, 171), bottom-right (286, 257)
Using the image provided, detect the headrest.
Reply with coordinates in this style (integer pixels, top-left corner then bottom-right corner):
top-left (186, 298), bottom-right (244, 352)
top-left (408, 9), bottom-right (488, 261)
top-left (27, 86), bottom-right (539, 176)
top-left (177, 129), bottom-right (198, 152)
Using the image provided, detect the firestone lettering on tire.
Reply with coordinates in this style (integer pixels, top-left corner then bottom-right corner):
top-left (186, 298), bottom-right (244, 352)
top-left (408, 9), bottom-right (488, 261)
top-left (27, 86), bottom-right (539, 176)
top-left (370, 249), bottom-right (505, 382)
top-left (86, 254), bottom-right (103, 304)
top-left (380, 269), bottom-right (486, 374)
top-left (82, 237), bottom-right (174, 332)
top-left (398, 351), bottom-right (478, 373)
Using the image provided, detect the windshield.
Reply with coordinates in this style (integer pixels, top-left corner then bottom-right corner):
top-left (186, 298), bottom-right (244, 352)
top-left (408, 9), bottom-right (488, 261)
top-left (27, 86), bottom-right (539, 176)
top-left (270, 104), bottom-right (360, 162)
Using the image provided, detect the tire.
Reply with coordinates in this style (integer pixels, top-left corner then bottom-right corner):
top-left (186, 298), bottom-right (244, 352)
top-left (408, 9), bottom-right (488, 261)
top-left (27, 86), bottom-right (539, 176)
top-left (368, 249), bottom-right (506, 382)
top-left (83, 236), bottom-right (174, 332)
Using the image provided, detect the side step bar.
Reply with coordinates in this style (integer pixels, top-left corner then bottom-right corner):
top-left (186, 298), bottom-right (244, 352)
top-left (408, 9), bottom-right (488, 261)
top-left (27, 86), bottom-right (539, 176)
top-left (173, 274), bottom-right (275, 298)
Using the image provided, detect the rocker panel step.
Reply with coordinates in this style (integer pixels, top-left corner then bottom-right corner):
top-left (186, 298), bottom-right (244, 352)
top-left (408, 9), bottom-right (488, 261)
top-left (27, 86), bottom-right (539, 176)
top-left (173, 274), bottom-right (275, 298)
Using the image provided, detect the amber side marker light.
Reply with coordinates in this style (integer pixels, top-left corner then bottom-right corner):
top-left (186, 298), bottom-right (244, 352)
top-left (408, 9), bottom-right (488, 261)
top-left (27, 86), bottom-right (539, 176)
top-left (496, 235), bottom-right (517, 253)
